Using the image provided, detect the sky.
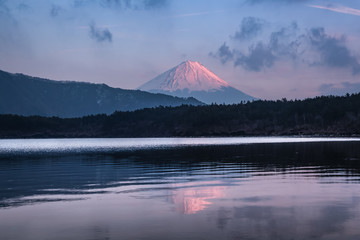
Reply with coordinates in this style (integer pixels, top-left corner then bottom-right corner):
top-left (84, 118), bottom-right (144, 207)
top-left (1, 0), bottom-right (360, 100)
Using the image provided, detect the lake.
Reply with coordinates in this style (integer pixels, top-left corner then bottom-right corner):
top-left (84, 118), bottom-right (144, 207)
top-left (1, 137), bottom-right (360, 240)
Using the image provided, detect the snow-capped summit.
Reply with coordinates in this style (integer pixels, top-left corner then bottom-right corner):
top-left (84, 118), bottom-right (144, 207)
top-left (139, 60), bottom-right (229, 92)
top-left (138, 60), bottom-right (256, 104)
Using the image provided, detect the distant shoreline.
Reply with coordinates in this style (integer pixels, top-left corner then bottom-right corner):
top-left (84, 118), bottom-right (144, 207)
top-left (1, 93), bottom-right (360, 139)
top-left (1, 137), bottom-right (360, 158)
top-left (1, 134), bottom-right (360, 139)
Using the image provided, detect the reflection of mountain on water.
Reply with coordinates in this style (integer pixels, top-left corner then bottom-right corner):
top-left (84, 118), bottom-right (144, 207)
top-left (170, 182), bottom-right (226, 214)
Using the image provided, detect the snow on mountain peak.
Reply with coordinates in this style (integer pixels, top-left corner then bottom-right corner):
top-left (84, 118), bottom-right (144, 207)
top-left (139, 60), bottom-right (230, 92)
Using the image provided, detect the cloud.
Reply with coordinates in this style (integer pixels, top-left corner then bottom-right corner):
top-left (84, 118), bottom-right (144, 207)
top-left (50, 4), bottom-right (62, 17)
top-left (17, 3), bottom-right (30, 11)
top-left (246, 0), bottom-right (309, 4)
top-left (309, 4), bottom-right (360, 17)
top-left (0, 0), bottom-right (17, 24)
top-left (319, 82), bottom-right (360, 96)
top-left (209, 42), bottom-right (234, 64)
top-left (74, 0), bottom-right (167, 10)
top-left (268, 21), bottom-right (300, 58)
top-left (143, 0), bottom-right (167, 9)
top-left (234, 43), bottom-right (276, 71)
top-left (99, 0), bottom-right (125, 8)
top-left (309, 27), bottom-right (360, 74)
top-left (212, 21), bottom-right (300, 72)
top-left (232, 17), bottom-right (266, 41)
top-left (174, 10), bottom-right (224, 18)
top-left (73, 0), bottom-right (88, 8)
top-left (0, 0), bottom-right (9, 16)
top-left (211, 19), bottom-right (360, 74)
top-left (89, 22), bottom-right (112, 43)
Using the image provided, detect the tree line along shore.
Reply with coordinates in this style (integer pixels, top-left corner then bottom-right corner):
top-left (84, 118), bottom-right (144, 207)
top-left (1, 93), bottom-right (360, 138)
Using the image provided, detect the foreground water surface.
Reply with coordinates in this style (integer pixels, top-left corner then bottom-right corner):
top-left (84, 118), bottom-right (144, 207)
top-left (1, 137), bottom-right (360, 240)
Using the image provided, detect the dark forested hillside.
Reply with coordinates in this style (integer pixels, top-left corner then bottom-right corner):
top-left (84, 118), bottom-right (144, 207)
top-left (1, 93), bottom-right (360, 138)
top-left (0, 69), bottom-right (202, 117)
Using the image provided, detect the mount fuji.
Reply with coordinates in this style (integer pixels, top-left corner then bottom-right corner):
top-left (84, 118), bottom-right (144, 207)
top-left (138, 60), bottom-right (256, 104)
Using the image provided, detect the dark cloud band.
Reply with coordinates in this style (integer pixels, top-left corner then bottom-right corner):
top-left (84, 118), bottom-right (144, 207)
top-left (211, 19), bottom-right (360, 75)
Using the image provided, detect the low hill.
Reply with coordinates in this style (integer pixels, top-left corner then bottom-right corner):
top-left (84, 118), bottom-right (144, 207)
top-left (0, 70), bottom-right (202, 118)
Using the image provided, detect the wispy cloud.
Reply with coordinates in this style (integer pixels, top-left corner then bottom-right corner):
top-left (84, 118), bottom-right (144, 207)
top-left (173, 10), bottom-right (225, 18)
top-left (89, 22), bottom-right (112, 43)
top-left (247, 0), bottom-right (309, 4)
top-left (74, 0), bottom-right (168, 10)
top-left (308, 4), bottom-right (360, 17)
top-left (50, 4), bottom-right (62, 17)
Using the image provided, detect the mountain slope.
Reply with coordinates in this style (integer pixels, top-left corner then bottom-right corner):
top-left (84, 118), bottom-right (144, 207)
top-left (138, 60), bottom-right (256, 104)
top-left (0, 69), bottom-right (202, 118)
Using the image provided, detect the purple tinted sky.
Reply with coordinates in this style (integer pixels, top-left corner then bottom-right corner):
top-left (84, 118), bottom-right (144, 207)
top-left (0, 0), bottom-right (360, 99)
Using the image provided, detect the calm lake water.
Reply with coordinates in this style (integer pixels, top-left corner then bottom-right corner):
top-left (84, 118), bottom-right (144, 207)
top-left (1, 137), bottom-right (360, 240)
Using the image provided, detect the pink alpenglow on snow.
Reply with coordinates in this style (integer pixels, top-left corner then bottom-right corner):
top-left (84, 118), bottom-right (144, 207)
top-left (141, 60), bottom-right (229, 92)
top-left (139, 60), bottom-right (256, 104)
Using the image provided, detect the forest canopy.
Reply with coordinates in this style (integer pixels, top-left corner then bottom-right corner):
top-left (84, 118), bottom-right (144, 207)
top-left (1, 93), bottom-right (359, 138)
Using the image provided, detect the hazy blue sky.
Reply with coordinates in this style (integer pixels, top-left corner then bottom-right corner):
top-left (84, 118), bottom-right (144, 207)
top-left (1, 0), bottom-right (360, 99)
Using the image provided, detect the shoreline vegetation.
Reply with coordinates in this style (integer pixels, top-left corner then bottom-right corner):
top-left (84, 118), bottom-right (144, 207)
top-left (1, 93), bottom-right (360, 138)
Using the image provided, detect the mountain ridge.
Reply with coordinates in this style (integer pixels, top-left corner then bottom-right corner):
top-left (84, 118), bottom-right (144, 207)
top-left (0, 69), bottom-right (202, 118)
